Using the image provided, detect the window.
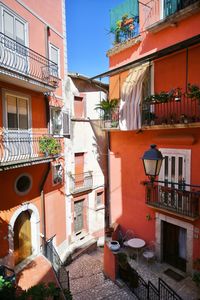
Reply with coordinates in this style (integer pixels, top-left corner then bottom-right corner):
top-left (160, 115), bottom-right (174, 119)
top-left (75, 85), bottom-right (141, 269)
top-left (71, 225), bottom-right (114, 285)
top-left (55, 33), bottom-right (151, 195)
top-left (50, 107), bottom-right (62, 135)
top-left (53, 163), bottom-right (63, 185)
top-left (95, 190), bottom-right (104, 209)
top-left (74, 96), bottom-right (85, 118)
top-left (15, 174), bottom-right (32, 195)
top-left (2, 7), bottom-right (26, 46)
top-left (159, 148), bottom-right (191, 185)
top-left (49, 44), bottom-right (59, 77)
top-left (50, 107), bottom-right (70, 136)
top-left (6, 94), bottom-right (29, 130)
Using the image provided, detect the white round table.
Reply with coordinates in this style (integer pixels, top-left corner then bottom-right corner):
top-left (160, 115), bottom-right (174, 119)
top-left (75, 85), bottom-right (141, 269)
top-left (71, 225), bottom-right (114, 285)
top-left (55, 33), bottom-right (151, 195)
top-left (127, 238), bottom-right (146, 261)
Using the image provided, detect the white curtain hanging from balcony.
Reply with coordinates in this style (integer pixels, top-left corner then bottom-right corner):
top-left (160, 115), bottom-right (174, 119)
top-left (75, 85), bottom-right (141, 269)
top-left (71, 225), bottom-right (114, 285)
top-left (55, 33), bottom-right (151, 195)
top-left (119, 63), bottom-right (149, 130)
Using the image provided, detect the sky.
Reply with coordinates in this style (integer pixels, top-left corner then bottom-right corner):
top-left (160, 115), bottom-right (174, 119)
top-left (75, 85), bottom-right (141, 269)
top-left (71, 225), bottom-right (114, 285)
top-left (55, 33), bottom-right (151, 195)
top-left (66, 0), bottom-right (124, 80)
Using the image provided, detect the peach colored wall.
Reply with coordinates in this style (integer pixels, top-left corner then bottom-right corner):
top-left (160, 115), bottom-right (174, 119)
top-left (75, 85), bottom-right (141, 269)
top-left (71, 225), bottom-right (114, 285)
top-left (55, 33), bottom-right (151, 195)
top-left (109, 128), bottom-right (200, 258)
top-left (2, 0), bottom-right (65, 97)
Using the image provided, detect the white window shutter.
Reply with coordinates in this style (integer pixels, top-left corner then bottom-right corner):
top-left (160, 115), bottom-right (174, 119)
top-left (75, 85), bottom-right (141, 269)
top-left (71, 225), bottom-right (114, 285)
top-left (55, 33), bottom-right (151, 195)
top-left (62, 110), bottom-right (70, 136)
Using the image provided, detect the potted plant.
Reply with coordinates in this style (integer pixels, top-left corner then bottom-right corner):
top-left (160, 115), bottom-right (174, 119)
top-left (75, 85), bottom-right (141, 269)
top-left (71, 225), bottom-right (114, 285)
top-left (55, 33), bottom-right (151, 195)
top-left (95, 98), bottom-right (119, 128)
top-left (39, 136), bottom-right (61, 156)
top-left (187, 83), bottom-right (200, 102)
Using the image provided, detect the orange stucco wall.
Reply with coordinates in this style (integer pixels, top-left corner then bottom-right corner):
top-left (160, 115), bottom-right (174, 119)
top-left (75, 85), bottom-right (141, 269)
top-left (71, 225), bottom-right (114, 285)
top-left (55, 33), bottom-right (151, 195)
top-left (109, 7), bottom-right (200, 69)
top-left (109, 128), bottom-right (200, 259)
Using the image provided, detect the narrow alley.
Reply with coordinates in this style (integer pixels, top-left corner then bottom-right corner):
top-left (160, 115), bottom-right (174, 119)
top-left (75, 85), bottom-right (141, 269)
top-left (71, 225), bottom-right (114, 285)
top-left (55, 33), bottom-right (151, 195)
top-left (66, 248), bottom-right (137, 300)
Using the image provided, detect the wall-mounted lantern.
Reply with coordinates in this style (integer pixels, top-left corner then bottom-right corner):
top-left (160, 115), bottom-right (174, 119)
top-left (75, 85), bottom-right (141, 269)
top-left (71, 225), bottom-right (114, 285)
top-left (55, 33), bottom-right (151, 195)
top-left (141, 144), bottom-right (163, 182)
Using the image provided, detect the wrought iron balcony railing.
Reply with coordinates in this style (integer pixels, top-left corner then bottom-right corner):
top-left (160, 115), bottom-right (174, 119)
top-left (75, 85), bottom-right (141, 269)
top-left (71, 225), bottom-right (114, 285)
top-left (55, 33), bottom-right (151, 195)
top-left (142, 94), bottom-right (200, 127)
top-left (100, 106), bottom-right (120, 129)
top-left (69, 171), bottom-right (93, 194)
top-left (0, 132), bottom-right (61, 170)
top-left (144, 180), bottom-right (200, 220)
top-left (0, 32), bottom-right (59, 88)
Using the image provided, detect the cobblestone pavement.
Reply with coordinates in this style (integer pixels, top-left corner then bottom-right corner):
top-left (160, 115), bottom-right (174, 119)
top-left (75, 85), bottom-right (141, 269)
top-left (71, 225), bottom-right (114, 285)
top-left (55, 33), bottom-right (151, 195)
top-left (66, 248), bottom-right (137, 300)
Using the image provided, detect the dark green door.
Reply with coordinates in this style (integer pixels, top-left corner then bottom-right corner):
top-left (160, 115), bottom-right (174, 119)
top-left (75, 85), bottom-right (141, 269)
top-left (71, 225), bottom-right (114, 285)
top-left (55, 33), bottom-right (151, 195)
top-left (162, 221), bottom-right (186, 272)
top-left (74, 200), bottom-right (84, 234)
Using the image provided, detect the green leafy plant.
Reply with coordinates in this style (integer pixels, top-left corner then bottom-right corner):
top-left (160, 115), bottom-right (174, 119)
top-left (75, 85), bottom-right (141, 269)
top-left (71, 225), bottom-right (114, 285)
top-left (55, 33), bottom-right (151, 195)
top-left (144, 91), bottom-right (173, 103)
top-left (95, 99), bottom-right (119, 121)
top-left (39, 136), bottom-right (61, 155)
top-left (187, 83), bottom-right (200, 101)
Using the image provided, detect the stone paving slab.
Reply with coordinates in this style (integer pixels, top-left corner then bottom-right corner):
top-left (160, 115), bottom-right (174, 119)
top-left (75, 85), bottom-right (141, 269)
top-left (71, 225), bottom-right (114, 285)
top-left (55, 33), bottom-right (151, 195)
top-left (66, 249), bottom-right (137, 300)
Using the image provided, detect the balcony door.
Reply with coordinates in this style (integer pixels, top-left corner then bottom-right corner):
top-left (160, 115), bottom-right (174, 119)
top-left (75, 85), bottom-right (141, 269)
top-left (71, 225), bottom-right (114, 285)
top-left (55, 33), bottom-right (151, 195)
top-left (159, 148), bottom-right (191, 209)
top-left (3, 92), bottom-right (31, 162)
top-left (1, 7), bottom-right (28, 74)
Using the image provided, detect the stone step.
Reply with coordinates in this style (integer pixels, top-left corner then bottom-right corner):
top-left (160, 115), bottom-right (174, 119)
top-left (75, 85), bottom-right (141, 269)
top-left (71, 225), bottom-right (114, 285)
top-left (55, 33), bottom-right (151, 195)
top-left (71, 238), bottom-right (97, 261)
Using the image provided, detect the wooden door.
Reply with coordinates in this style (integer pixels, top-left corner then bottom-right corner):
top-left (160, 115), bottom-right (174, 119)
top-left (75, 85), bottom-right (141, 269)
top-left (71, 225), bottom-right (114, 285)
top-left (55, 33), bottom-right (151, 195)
top-left (74, 200), bottom-right (84, 234)
top-left (75, 153), bottom-right (84, 188)
top-left (162, 221), bottom-right (186, 272)
top-left (14, 211), bottom-right (32, 265)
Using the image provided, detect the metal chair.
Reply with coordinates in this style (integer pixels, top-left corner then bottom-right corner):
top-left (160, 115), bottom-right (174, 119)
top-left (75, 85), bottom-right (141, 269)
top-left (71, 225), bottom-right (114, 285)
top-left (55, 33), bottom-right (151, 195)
top-left (142, 241), bottom-right (156, 265)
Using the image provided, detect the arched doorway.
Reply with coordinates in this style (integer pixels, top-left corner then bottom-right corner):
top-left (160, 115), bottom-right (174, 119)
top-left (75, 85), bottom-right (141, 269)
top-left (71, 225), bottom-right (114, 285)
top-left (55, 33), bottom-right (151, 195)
top-left (13, 210), bottom-right (32, 265)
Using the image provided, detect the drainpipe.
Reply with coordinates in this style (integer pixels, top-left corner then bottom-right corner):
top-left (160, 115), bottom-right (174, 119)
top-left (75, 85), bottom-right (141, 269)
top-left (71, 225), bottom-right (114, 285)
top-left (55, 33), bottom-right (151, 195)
top-left (40, 162), bottom-right (51, 255)
top-left (105, 131), bottom-right (111, 229)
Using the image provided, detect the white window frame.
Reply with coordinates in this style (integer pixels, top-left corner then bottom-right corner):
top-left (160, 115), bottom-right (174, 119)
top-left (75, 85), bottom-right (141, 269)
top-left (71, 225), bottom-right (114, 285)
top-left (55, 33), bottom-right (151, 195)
top-left (2, 89), bottom-right (32, 131)
top-left (52, 163), bottom-right (63, 185)
top-left (50, 106), bottom-right (62, 136)
top-left (159, 148), bottom-right (191, 185)
top-left (0, 3), bottom-right (28, 47)
top-left (49, 43), bottom-right (60, 77)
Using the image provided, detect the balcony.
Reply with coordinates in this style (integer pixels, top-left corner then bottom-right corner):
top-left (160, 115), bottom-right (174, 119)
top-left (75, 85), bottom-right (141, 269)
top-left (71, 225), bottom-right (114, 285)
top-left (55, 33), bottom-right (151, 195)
top-left (69, 171), bottom-right (93, 194)
top-left (146, 0), bottom-right (200, 33)
top-left (164, 0), bottom-right (199, 17)
top-left (141, 92), bottom-right (200, 129)
top-left (144, 181), bottom-right (200, 220)
top-left (0, 132), bottom-right (61, 171)
top-left (0, 32), bottom-right (60, 92)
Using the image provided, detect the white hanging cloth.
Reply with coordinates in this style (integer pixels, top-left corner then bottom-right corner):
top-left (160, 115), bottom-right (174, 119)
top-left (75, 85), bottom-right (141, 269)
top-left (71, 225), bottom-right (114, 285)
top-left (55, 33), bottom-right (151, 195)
top-left (119, 63), bottom-right (149, 130)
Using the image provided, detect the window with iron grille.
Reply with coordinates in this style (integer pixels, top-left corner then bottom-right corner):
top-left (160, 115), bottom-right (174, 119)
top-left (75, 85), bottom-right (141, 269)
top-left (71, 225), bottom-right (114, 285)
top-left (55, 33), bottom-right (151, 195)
top-left (53, 163), bottom-right (63, 185)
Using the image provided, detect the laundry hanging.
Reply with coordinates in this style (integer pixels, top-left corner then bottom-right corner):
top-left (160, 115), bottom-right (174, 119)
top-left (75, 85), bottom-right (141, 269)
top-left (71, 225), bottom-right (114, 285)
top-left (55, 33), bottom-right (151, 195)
top-left (119, 63), bottom-right (149, 130)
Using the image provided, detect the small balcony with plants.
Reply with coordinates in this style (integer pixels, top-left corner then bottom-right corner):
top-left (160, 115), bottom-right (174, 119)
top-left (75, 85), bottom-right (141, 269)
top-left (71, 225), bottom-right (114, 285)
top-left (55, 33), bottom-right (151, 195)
top-left (95, 99), bottom-right (120, 130)
top-left (0, 132), bottom-right (62, 171)
top-left (143, 179), bottom-right (200, 221)
top-left (108, 0), bottom-right (140, 55)
top-left (141, 84), bottom-right (200, 128)
top-left (69, 171), bottom-right (93, 195)
top-left (0, 32), bottom-right (60, 92)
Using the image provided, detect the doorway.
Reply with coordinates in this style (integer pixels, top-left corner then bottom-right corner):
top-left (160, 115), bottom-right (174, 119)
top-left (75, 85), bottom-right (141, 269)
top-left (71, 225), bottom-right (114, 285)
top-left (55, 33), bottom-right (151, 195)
top-left (162, 221), bottom-right (186, 272)
top-left (13, 210), bottom-right (32, 265)
top-left (74, 200), bottom-right (84, 234)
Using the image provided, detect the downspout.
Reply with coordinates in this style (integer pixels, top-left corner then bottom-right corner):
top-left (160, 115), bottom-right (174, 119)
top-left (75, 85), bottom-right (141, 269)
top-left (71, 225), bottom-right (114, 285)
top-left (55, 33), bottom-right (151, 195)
top-left (40, 162), bottom-right (51, 255)
top-left (40, 93), bottom-right (51, 254)
top-left (105, 131), bottom-right (111, 230)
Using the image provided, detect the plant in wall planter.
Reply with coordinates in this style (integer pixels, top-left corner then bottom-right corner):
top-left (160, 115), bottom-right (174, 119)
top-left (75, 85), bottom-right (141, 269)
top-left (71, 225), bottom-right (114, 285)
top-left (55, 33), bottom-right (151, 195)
top-left (39, 136), bottom-right (61, 156)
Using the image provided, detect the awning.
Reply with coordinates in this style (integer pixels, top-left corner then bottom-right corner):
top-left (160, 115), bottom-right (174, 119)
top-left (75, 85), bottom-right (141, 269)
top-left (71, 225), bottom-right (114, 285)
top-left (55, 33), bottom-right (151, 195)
top-left (119, 63), bottom-right (149, 130)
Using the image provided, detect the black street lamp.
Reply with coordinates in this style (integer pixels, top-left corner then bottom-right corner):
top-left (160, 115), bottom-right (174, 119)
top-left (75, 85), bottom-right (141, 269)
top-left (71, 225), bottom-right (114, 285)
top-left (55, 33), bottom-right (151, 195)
top-left (141, 144), bottom-right (163, 182)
